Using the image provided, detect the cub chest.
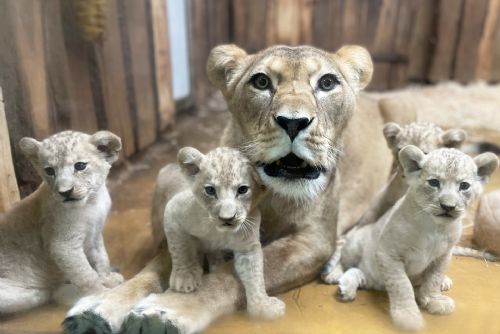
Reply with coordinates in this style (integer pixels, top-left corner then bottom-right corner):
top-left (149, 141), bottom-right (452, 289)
top-left (403, 232), bottom-right (451, 277)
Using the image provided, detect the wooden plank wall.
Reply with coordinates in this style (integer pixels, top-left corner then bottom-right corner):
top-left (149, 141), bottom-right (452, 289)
top-left (0, 0), bottom-right (174, 196)
top-left (190, 0), bottom-right (500, 100)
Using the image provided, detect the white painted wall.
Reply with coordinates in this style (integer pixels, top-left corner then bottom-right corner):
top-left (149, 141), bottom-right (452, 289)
top-left (167, 0), bottom-right (190, 100)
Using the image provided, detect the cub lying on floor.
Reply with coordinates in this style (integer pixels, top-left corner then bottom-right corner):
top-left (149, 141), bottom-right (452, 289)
top-left (0, 131), bottom-right (123, 314)
top-left (323, 146), bottom-right (498, 331)
top-left (164, 146), bottom-right (285, 320)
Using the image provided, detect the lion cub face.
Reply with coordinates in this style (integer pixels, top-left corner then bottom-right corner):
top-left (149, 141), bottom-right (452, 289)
top-left (207, 44), bottom-right (373, 200)
top-left (399, 146), bottom-right (498, 224)
top-left (178, 147), bottom-right (263, 232)
top-left (19, 131), bottom-right (121, 205)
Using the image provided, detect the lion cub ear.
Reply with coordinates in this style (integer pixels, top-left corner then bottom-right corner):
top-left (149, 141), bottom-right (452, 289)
top-left (206, 44), bottom-right (248, 93)
top-left (399, 145), bottom-right (425, 176)
top-left (178, 147), bottom-right (205, 176)
top-left (441, 129), bottom-right (467, 148)
top-left (90, 131), bottom-right (122, 164)
top-left (19, 137), bottom-right (42, 162)
top-left (474, 152), bottom-right (499, 183)
top-left (333, 45), bottom-right (373, 91)
top-left (383, 122), bottom-right (402, 149)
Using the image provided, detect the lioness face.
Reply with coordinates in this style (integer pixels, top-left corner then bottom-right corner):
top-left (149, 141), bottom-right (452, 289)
top-left (207, 44), bottom-right (373, 200)
top-left (399, 146), bottom-right (498, 224)
top-left (19, 131), bottom-right (121, 205)
top-left (178, 147), bottom-right (263, 232)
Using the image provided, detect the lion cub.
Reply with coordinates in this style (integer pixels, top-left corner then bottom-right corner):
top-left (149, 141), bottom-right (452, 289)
top-left (164, 147), bottom-right (285, 320)
top-left (324, 146), bottom-right (498, 331)
top-left (0, 131), bottom-right (123, 314)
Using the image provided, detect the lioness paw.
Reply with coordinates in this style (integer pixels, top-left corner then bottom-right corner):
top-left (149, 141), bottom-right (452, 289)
top-left (391, 306), bottom-right (425, 332)
top-left (419, 295), bottom-right (455, 315)
top-left (100, 272), bottom-right (125, 288)
top-left (247, 296), bottom-right (285, 320)
top-left (169, 270), bottom-right (202, 293)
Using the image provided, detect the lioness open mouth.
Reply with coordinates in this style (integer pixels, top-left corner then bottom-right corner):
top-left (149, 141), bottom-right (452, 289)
top-left (262, 153), bottom-right (325, 180)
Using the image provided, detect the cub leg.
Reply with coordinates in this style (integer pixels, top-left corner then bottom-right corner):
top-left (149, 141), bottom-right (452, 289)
top-left (321, 261), bottom-right (344, 285)
top-left (166, 229), bottom-right (203, 293)
top-left (441, 275), bottom-right (453, 292)
top-left (416, 252), bottom-right (455, 315)
top-left (88, 234), bottom-right (124, 288)
top-left (336, 268), bottom-right (365, 302)
top-left (234, 244), bottom-right (285, 320)
top-left (0, 279), bottom-right (50, 314)
top-left (378, 254), bottom-right (425, 332)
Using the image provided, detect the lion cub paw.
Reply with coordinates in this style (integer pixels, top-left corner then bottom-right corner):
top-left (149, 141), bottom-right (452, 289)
top-left (248, 296), bottom-right (286, 320)
top-left (420, 295), bottom-right (455, 315)
top-left (99, 272), bottom-right (124, 288)
top-left (169, 270), bottom-right (202, 293)
top-left (440, 276), bottom-right (453, 291)
top-left (391, 306), bottom-right (425, 332)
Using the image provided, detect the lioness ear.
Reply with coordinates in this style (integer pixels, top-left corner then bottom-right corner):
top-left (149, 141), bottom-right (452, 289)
top-left (178, 147), bottom-right (205, 176)
top-left (19, 137), bottom-right (41, 161)
top-left (206, 44), bottom-right (248, 93)
top-left (399, 145), bottom-right (425, 175)
top-left (90, 131), bottom-right (122, 164)
top-left (441, 129), bottom-right (467, 148)
top-left (474, 152), bottom-right (499, 182)
top-left (383, 122), bottom-right (402, 149)
top-left (333, 45), bottom-right (373, 91)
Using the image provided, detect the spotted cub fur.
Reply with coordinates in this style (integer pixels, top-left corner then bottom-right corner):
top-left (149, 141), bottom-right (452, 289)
top-left (0, 131), bottom-right (123, 314)
top-left (163, 147), bottom-right (285, 320)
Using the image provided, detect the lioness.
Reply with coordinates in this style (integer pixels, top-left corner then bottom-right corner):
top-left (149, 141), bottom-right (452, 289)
top-left (64, 44), bottom-right (393, 334)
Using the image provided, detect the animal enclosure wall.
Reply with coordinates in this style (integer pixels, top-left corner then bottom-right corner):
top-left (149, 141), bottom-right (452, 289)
top-left (189, 0), bottom-right (500, 103)
top-left (0, 0), bottom-right (175, 196)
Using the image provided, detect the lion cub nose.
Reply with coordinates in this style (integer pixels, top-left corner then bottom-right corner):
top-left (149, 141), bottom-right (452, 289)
top-left (219, 214), bottom-right (236, 226)
top-left (275, 116), bottom-right (312, 141)
top-left (59, 188), bottom-right (74, 198)
top-left (440, 203), bottom-right (456, 212)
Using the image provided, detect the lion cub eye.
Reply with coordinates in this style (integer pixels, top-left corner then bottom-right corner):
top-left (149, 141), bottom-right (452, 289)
top-left (205, 186), bottom-right (216, 196)
top-left (459, 182), bottom-right (470, 191)
top-left (250, 73), bottom-right (272, 90)
top-left (428, 179), bottom-right (440, 188)
top-left (318, 74), bottom-right (339, 91)
top-left (44, 167), bottom-right (55, 176)
top-left (237, 186), bottom-right (249, 195)
top-left (74, 162), bottom-right (87, 171)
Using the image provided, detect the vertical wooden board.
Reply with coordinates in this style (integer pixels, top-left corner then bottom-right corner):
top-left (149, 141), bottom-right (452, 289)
top-left (0, 87), bottom-right (20, 212)
top-left (311, 0), bottom-right (344, 51)
top-left (407, 0), bottom-right (436, 81)
top-left (150, 0), bottom-right (175, 130)
top-left (123, 0), bottom-right (157, 150)
top-left (490, 12), bottom-right (500, 80)
top-left (59, 0), bottom-right (99, 133)
top-left (341, 0), bottom-right (362, 44)
top-left (389, 1), bottom-right (419, 87)
top-left (93, 0), bottom-right (135, 158)
top-left (428, 0), bottom-right (464, 82)
top-left (370, 0), bottom-right (400, 90)
top-left (10, 1), bottom-right (51, 139)
top-left (267, 0), bottom-right (302, 45)
top-left (299, 0), bottom-right (313, 44)
top-left (453, 0), bottom-right (489, 82)
top-left (233, 0), bottom-right (269, 52)
top-left (189, 0), bottom-right (209, 105)
top-left (475, 0), bottom-right (500, 80)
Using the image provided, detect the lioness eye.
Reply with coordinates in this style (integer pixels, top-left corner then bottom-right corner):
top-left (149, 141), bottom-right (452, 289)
top-left (459, 182), bottom-right (470, 191)
top-left (428, 179), bottom-right (440, 188)
top-left (44, 167), bottom-right (55, 176)
top-left (251, 73), bottom-right (271, 90)
top-left (318, 74), bottom-right (339, 91)
top-left (205, 186), bottom-right (216, 196)
top-left (237, 186), bottom-right (249, 195)
top-left (74, 162), bottom-right (87, 171)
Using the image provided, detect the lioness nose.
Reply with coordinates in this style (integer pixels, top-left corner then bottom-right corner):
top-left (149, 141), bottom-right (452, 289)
top-left (440, 203), bottom-right (456, 212)
top-left (59, 188), bottom-right (74, 198)
top-left (275, 116), bottom-right (312, 141)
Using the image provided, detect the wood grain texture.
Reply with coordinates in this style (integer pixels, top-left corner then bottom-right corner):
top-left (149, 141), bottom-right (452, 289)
top-left (0, 87), bottom-right (20, 213)
top-left (475, 0), bottom-right (500, 81)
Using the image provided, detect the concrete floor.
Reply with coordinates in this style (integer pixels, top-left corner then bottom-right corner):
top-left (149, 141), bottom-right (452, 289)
top-left (1, 97), bottom-right (500, 333)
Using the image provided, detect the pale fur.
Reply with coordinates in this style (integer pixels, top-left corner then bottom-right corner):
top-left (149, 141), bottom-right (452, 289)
top-left (164, 146), bottom-right (284, 319)
top-left (322, 147), bottom-right (498, 331)
top-left (64, 44), bottom-right (394, 334)
top-left (0, 130), bottom-right (123, 314)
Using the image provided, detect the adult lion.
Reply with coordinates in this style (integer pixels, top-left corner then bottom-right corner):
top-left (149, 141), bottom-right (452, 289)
top-left (64, 44), bottom-right (392, 334)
